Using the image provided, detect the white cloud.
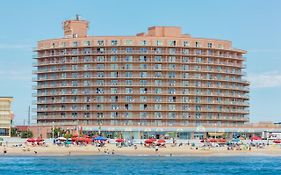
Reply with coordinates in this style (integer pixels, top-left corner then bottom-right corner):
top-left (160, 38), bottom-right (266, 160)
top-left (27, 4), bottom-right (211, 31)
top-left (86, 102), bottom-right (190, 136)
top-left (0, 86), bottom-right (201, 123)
top-left (248, 71), bottom-right (281, 88)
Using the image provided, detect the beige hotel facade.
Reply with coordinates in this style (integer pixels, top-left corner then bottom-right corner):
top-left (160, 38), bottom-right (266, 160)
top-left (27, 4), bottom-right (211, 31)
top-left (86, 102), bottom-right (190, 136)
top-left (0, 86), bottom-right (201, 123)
top-left (0, 97), bottom-right (13, 137)
top-left (33, 17), bottom-right (250, 139)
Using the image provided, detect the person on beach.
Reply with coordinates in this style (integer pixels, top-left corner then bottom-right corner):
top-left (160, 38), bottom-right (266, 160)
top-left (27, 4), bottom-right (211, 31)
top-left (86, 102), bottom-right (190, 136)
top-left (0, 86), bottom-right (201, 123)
top-left (155, 146), bottom-right (159, 152)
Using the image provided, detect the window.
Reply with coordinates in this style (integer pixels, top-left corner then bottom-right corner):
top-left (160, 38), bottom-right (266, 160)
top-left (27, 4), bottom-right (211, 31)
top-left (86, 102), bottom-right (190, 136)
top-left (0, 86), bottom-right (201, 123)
top-left (168, 40), bottom-right (176, 46)
top-left (111, 40), bottom-right (118, 46)
top-left (72, 41), bottom-right (78, 47)
top-left (125, 96), bottom-right (133, 102)
top-left (140, 96), bottom-right (147, 102)
top-left (195, 42), bottom-right (200, 47)
top-left (126, 48), bottom-right (133, 53)
top-left (111, 48), bottom-right (118, 53)
top-left (208, 43), bottom-right (212, 48)
top-left (140, 88), bottom-right (148, 94)
top-left (84, 41), bottom-right (91, 46)
top-left (154, 96), bottom-right (162, 102)
top-left (155, 40), bottom-right (162, 46)
top-left (183, 41), bottom-right (189, 47)
top-left (125, 80), bottom-right (132, 85)
top-left (140, 72), bottom-right (147, 78)
top-left (154, 64), bottom-right (162, 70)
top-left (140, 64), bottom-right (147, 69)
top-left (125, 56), bottom-right (133, 62)
top-left (111, 56), bottom-right (118, 62)
top-left (125, 88), bottom-right (133, 94)
top-left (168, 96), bottom-right (176, 102)
top-left (97, 40), bottom-right (104, 46)
top-left (140, 56), bottom-right (147, 62)
top-left (111, 80), bottom-right (118, 85)
top-left (140, 40), bottom-right (147, 46)
top-left (155, 80), bottom-right (162, 86)
top-left (140, 48), bottom-right (147, 53)
top-left (125, 40), bottom-right (133, 45)
top-left (154, 56), bottom-right (162, 62)
top-left (182, 57), bottom-right (189, 63)
top-left (125, 72), bottom-right (132, 78)
top-left (140, 80), bottom-right (147, 85)
top-left (168, 64), bottom-right (176, 70)
top-left (169, 48), bottom-right (176, 54)
top-left (168, 56), bottom-right (176, 62)
top-left (155, 88), bottom-right (162, 94)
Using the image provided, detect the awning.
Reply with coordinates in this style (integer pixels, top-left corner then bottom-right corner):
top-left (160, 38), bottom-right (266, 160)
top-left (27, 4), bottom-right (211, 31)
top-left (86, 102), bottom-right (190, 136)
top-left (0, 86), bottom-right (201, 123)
top-left (208, 132), bottom-right (224, 136)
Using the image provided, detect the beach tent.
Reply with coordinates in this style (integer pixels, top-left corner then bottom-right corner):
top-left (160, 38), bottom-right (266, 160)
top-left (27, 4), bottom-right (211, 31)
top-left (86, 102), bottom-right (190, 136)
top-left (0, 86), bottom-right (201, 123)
top-left (93, 136), bottom-right (107, 141)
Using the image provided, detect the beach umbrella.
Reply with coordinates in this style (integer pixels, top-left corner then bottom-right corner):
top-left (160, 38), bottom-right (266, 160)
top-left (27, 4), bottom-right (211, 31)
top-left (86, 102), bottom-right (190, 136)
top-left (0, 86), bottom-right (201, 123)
top-left (251, 135), bottom-right (262, 141)
top-left (208, 138), bottom-right (217, 143)
top-left (273, 140), bottom-right (281, 144)
top-left (77, 137), bottom-right (86, 142)
top-left (56, 137), bottom-right (67, 141)
top-left (157, 139), bottom-right (166, 143)
top-left (115, 138), bottom-right (124, 143)
top-left (84, 137), bottom-right (92, 144)
top-left (217, 138), bottom-right (227, 143)
top-left (232, 138), bottom-right (240, 143)
top-left (71, 137), bottom-right (78, 142)
top-left (27, 138), bottom-right (36, 143)
top-left (145, 139), bottom-right (154, 144)
top-left (72, 133), bottom-right (79, 137)
top-left (36, 138), bottom-right (44, 142)
top-left (93, 136), bottom-right (107, 141)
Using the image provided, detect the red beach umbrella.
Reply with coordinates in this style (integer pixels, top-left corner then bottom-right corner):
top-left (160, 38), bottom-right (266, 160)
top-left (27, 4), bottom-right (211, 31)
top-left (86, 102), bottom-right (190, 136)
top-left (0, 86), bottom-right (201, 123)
top-left (77, 137), bottom-right (86, 142)
top-left (36, 138), bottom-right (44, 142)
top-left (71, 137), bottom-right (78, 142)
top-left (157, 139), bottom-right (166, 143)
top-left (208, 138), bottom-right (217, 142)
top-left (27, 138), bottom-right (36, 143)
top-left (251, 135), bottom-right (262, 141)
top-left (72, 133), bottom-right (79, 137)
top-left (84, 137), bottom-right (92, 144)
top-left (218, 138), bottom-right (227, 143)
top-left (273, 140), bottom-right (281, 144)
top-left (116, 138), bottom-right (124, 143)
top-left (145, 139), bottom-right (154, 144)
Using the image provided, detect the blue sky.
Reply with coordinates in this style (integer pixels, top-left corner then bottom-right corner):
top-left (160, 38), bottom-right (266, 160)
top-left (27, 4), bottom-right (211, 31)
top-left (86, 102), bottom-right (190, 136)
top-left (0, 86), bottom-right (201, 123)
top-left (0, 0), bottom-right (280, 124)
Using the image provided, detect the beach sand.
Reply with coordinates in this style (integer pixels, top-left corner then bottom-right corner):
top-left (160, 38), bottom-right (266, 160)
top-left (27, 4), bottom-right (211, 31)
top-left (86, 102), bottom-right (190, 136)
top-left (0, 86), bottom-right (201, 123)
top-left (1, 144), bottom-right (281, 157)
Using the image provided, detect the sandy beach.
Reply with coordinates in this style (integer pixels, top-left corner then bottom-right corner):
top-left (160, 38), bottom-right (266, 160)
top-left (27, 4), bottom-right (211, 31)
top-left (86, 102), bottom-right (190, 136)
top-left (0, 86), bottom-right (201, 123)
top-left (1, 143), bottom-right (281, 157)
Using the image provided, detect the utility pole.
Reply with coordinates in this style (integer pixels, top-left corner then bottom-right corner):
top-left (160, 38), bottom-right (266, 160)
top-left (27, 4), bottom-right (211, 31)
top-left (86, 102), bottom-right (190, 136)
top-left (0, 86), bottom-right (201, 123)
top-left (28, 106), bottom-right (31, 125)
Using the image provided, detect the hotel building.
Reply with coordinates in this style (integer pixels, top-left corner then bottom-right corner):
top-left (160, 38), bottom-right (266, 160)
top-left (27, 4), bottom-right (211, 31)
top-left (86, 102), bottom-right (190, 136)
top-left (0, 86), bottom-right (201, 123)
top-left (33, 17), bottom-right (249, 139)
top-left (0, 97), bottom-right (13, 137)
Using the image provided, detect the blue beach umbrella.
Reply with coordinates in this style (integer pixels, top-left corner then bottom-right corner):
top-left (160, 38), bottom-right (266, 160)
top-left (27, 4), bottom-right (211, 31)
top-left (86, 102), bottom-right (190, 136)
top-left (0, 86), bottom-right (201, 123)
top-left (93, 136), bottom-right (107, 141)
top-left (232, 138), bottom-right (240, 143)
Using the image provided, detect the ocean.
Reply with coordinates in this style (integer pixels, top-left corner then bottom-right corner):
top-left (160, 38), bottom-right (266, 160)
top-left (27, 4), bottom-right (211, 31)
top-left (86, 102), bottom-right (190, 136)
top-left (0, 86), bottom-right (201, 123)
top-left (0, 156), bottom-right (280, 175)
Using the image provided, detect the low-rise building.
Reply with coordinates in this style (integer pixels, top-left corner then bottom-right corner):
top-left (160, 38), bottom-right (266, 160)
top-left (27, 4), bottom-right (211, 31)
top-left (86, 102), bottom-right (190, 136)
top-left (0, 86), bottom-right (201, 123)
top-left (0, 97), bottom-right (13, 137)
